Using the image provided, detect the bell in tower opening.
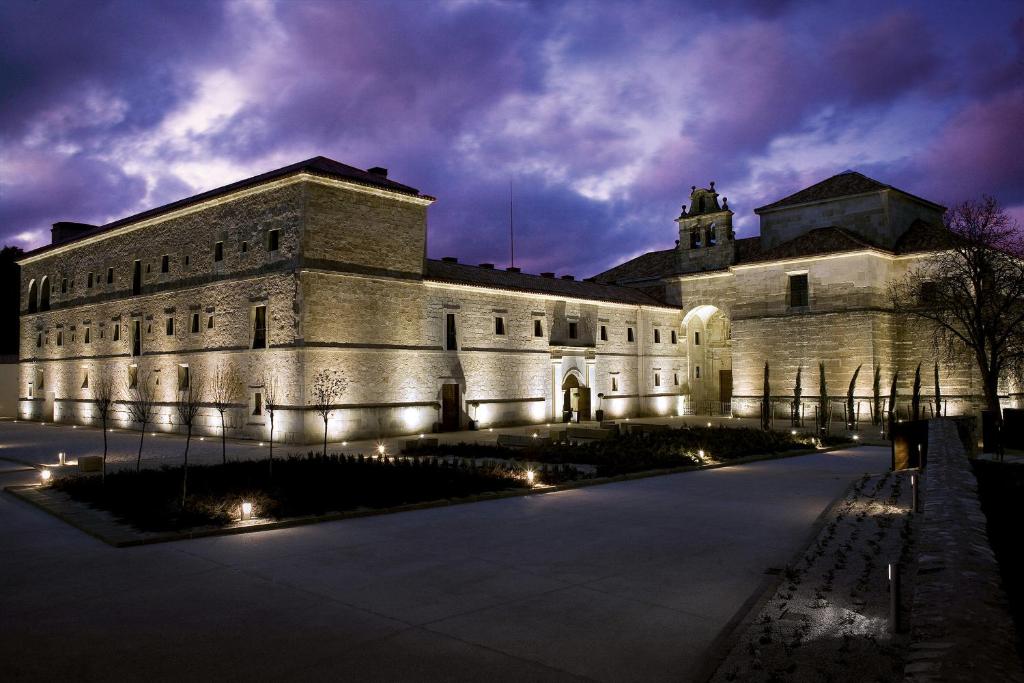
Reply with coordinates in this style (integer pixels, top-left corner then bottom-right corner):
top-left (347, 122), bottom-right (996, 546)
top-left (675, 181), bottom-right (736, 273)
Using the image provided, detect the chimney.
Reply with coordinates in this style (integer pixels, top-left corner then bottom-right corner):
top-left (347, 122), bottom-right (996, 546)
top-left (560, 274), bottom-right (575, 281)
top-left (479, 263), bottom-right (494, 269)
top-left (441, 256), bottom-right (458, 263)
top-left (367, 166), bottom-right (388, 178)
top-left (51, 222), bottom-right (97, 244)
top-left (540, 272), bottom-right (555, 278)
top-left (506, 267), bottom-right (520, 273)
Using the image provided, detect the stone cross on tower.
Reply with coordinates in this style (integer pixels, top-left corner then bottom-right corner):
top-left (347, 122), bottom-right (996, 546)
top-left (675, 181), bottom-right (735, 273)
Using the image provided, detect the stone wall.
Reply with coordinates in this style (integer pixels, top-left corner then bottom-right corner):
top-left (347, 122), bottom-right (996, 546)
top-left (904, 418), bottom-right (1024, 682)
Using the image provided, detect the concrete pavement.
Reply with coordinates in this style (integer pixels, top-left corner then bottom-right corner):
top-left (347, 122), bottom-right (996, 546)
top-left (1, 432), bottom-right (890, 682)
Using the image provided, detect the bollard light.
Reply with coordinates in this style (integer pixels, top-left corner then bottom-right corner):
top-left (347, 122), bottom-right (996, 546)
top-left (377, 443), bottom-right (387, 456)
top-left (58, 452), bottom-right (66, 466)
top-left (852, 434), bottom-right (860, 441)
top-left (526, 470), bottom-right (536, 485)
top-left (342, 441), bottom-right (348, 446)
top-left (240, 501), bottom-right (252, 521)
top-left (791, 429), bottom-right (797, 435)
top-left (706, 422), bottom-right (712, 427)
top-left (40, 469), bottom-right (52, 483)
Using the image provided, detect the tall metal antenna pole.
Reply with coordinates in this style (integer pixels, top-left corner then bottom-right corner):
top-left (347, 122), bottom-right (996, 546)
top-left (507, 180), bottom-right (516, 268)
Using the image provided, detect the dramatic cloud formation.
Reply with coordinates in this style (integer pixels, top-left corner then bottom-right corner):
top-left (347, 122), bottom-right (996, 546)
top-left (1, 0), bottom-right (1022, 276)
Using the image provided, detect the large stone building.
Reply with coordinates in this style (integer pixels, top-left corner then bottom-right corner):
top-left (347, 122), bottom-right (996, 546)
top-left (15, 157), bottom-right (1013, 443)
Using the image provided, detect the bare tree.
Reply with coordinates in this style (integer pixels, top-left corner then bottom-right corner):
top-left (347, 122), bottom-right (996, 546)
top-left (91, 369), bottom-right (117, 484)
top-left (846, 364), bottom-right (862, 429)
top-left (125, 368), bottom-right (156, 472)
top-left (310, 369), bottom-right (349, 456)
top-left (210, 363), bottom-right (241, 465)
top-left (174, 368), bottom-right (205, 507)
top-left (263, 373), bottom-right (279, 476)
top-left (890, 196), bottom-right (1024, 434)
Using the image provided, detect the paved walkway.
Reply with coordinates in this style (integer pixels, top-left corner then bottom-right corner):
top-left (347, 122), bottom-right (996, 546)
top-left (0, 431), bottom-right (889, 682)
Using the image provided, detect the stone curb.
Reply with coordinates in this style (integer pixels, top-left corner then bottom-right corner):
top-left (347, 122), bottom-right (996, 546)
top-left (4, 445), bottom-right (850, 548)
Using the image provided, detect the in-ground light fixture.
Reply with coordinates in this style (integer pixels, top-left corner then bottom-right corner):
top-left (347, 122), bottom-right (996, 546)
top-left (240, 501), bottom-right (253, 521)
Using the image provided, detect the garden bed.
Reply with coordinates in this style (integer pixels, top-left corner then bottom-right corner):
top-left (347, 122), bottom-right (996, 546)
top-left (49, 453), bottom-right (578, 532)
top-left (408, 425), bottom-right (849, 476)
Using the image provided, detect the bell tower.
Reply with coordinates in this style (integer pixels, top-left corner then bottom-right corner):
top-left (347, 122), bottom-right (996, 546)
top-left (675, 181), bottom-right (735, 272)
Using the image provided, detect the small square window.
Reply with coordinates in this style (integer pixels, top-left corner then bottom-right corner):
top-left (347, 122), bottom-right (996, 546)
top-left (161, 255), bottom-right (169, 273)
top-left (495, 316), bottom-right (505, 335)
top-left (214, 241), bottom-right (224, 262)
top-left (267, 230), bottom-right (280, 252)
top-left (107, 267), bottom-right (114, 284)
top-left (627, 327), bottom-right (635, 343)
top-left (600, 325), bottom-right (607, 341)
top-left (654, 329), bottom-right (661, 344)
top-left (568, 321), bottom-right (578, 339)
top-left (671, 330), bottom-right (677, 344)
top-left (166, 317), bottom-right (174, 336)
top-left (533, 319), bottom-right (543, 337)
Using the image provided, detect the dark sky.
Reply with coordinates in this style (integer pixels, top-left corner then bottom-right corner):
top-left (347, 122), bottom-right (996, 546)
top-left (2, 0), bottom-right (1022, 277)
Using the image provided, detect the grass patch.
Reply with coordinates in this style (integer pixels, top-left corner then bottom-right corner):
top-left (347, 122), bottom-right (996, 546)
top-left (409, 425), bottom-right (849, 476)
top-left (971, 459), bottom-right (1024, 661)
top-left (50, 453), bottom-right (575, 532)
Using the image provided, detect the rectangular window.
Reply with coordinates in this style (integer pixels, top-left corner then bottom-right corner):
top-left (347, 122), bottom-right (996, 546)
top-left (56, 331), bottom-right (63, 346)
top-left (131, 320), bottom-right (141, 357)
top-left (113, 323), bottom-right (120, 341)
top-left (674, 372), bottom-right (679, 385)
top-left (84, 327), bottom-right (91, 344)
top-left (214, 241), bottom-right (224, 262)
top-left (81, 370), bottom-right (89, 389)
top-left (533, 319), bottom-right (543, 337)
top-left (267, 229), bottom-right (280, 252)
top-left (494, 316), bottom-right (505, 335)
top-left (36, 332), bottom-right (42, 348)
top-left (695, 365), bottom-right (701, 379)
top-left (107, 267), bottom-right (114, 284)
top-left (446, 313), bottom-right (457, 350)
top-left (600, 325), bottom-right (607, 341)
top-left (207, 314), bottom-right (214, 329)
top-left (654, 373), bottom-right (661, 387)
top-left (184, 254), bottom-right (190, 268)
top-left (191, 313), bottom-right (200, 334)
top-left (252, 391), bottom-right (264, 416)
top-left (128, 365), bottom-right (138, 389)
top-left (178, 365), bottom-right (190, 390)
top-left (694, 331), bottom-right (701, 345)
top-left (132, 260), bottom-right (141, 295)
top-left (100, 327), bottom-right (104, 339)
top-left (166, 317), bottom-right (174, 336)
top-left (161, 255), bottom-right (169, 273)
top-left (568, 321), bottom-right (578, 339)
top-left (87, 272), bottom-right (93, 288)
top-left (241, 241), bottom-right (248, 253)
top-left (252, 305), bottom-right (267, 349)
top-left (654, 329), bottom-right (661, 344)
top-left (611, 376), bottom-right (619, 392)
top-left (671, 330), bottom-right (677, 344)
top-left (789, 273), bottom-right (809, 308)
top-left (627, 327), bottom-right (634, 343)
top-left (61, 278), bottom-right (67, 294)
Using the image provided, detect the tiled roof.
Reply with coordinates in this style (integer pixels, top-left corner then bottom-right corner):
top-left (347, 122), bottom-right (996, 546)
top-left (23, 156), bottom-right (429, 258)
top-left (589, 249), bottom-right (677, 284)
top-left (755, 170), bottom-right (943, 212)
top-left (735, 226), bottom-right (883, 264)
top-left (894, 218), bottom-right (952, 254)
top-left (424, 259), bottom-right (667, 307)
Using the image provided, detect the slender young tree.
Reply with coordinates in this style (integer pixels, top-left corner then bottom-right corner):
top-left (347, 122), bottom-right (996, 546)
top-left (761, 362), bottom-right (771, 431)
top-left (846, 364), bottom-right (862, 429)
top-left (210, 363), bottom-right (241, 465)
top-left (934, 362), bottom-right (942, 418)
top-left (872, 365), bottom-right (882, 426)
top-left (174, 369), bottom-right (205, 507)
top-left (91, 369), bottom-right (117, 484)
top-left (887, 371), bottom-right (900, 436)
top-left (889, 196), bottom-right (1024, 437)
top-left (912, 363), bottom-right (922, 421)
top-left (125, 368), bottom-right (156, 472)
top-left (263, 373), bottom-right (279, 476)
top-left (310, 369), bottom-right (349, 456)
top-left (792, 366), bottom-right (803, 427)
top-left (818, 362), bottom-right (829, 435)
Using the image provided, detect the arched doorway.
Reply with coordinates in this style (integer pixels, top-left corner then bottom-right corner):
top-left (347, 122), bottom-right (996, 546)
top-left (561, 370), bottom-right (590, 423)
top-left (683, 305), bottom-right (732, 415)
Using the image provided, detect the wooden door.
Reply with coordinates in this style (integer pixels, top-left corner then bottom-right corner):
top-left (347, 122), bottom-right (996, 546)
top-left (719, 370), bottom-right (733, 403)
top-left (441, 384), bottom-right (460, 431)
top-left (577, 388), bottom-right (591, 422)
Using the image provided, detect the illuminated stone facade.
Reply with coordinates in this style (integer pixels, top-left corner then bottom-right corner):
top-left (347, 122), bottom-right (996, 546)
top-left (17, 159), bottom-right (1014, 443)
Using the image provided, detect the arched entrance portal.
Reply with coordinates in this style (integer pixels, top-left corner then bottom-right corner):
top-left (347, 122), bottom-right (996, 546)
top-left (683, 305), bottom-right (733, 415)
top-left (561, 370), bottom-right (590, 423)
